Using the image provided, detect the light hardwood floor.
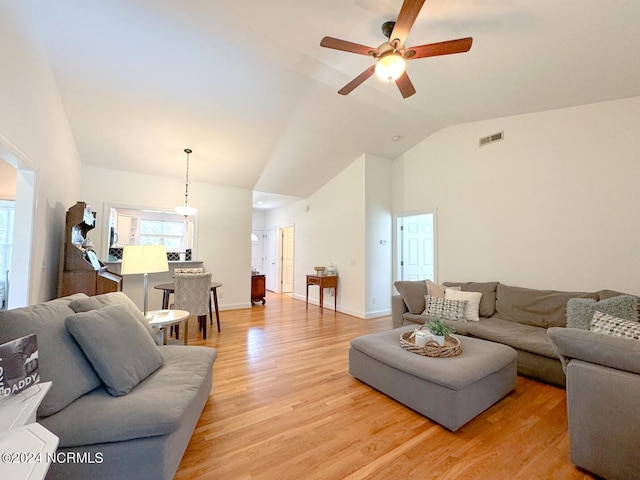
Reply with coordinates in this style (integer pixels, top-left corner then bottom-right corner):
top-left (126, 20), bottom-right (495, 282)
top-left (175, 292), bottom-right (594, 480)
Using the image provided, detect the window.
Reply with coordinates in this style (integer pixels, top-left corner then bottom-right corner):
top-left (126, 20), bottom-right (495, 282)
top-left (102, 204), bottom-right (196, 262)
top-left (139, 220), bottom-right (185, 250)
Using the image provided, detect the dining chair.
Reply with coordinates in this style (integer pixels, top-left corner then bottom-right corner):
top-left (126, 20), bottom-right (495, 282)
top-left (173, 272), bottom-right (213, 340)
top-left (172, 268), bottom-right (215, 328)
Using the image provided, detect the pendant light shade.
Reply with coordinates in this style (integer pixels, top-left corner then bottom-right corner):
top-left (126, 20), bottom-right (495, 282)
top-left (176, 148), bottom-right (197, 217)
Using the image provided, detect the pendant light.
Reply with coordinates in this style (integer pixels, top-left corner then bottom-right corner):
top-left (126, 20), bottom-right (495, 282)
top-left (175, 148), bottom-right (197, 217)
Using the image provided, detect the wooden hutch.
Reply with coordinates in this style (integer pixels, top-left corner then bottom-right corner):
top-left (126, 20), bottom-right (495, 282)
top-left (59, 202), bottom-right (122, 297)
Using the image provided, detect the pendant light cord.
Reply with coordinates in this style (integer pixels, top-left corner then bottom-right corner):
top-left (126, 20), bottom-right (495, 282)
top-left (183, 148), bottom-right (192, 207)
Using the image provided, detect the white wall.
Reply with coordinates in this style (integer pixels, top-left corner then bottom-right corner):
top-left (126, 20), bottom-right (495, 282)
top-left (266, 156), bottom-right (367, 317)
top-left (0, 3), bottom-right (83, 304)
top-left (81, 166), bottom-right (253, 311)
top-left (365, 155), bottom-right (393, 317)
top-left (265, 154), bottom-right (393, 318)
top-left (393, 96), bottom-right (640, 294)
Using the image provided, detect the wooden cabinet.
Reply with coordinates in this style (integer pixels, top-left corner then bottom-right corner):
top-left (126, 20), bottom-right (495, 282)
top-left (251, 275), bottom-right (265, 305)
top-left (59, 202), bottom-right (122, 297)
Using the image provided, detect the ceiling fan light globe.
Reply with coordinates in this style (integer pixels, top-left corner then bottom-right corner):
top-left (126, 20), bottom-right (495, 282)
top-left (175, 205), bottom-right (198, 217)
top-left (375, 53), bottom-right (406, 82)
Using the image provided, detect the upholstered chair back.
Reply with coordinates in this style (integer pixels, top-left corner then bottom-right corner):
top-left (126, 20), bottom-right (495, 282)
top-left (174, 273), bottom-right (211, 317)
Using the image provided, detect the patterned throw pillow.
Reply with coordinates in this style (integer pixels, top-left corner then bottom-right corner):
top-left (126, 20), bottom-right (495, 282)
top-left (445, 289), bottom-right (482, 321)
top-left (590, 311), bottom-right (640, 340)
top-left (422, 295), bottom-right (468, 322)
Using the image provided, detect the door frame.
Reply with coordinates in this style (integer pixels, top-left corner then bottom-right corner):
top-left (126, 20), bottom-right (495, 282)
top-left (394, 210), bottom-right (437, 284)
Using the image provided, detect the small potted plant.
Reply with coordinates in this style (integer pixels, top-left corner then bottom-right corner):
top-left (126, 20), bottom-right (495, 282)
top-left (424, 317), bottom-right (455, 346)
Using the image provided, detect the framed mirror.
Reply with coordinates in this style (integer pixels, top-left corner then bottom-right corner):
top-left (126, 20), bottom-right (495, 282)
top-left (101, 203), bottom-right (197, 262)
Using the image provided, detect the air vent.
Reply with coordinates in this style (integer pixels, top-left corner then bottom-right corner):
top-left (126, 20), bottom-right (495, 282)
top-left (479, 131), bottom-right (504, 147)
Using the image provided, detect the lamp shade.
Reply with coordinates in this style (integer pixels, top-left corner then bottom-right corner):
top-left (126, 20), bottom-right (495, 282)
top-left (121, 245), bottom-right (169, 275)
top-left (175, 205), bottom-right (198, 217)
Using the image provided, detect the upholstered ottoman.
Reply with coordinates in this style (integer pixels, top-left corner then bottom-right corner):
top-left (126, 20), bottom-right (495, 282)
top-left (349, 326), bottom-right (517, 431)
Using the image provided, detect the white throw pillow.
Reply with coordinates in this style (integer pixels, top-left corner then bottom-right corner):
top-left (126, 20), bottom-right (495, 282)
top-left (445, 289), bottom-right (482, 321)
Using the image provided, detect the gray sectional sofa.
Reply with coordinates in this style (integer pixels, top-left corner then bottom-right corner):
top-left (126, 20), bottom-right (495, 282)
top-left (392, 280), bottom-right (634, 387)
top-left (548, 327), bottom-right (640, 480)
top-left (0, 292), bottom-right (217, 480)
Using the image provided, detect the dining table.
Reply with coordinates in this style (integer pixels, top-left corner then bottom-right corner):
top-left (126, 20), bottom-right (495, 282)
top-left (153, 281), bottom-right (222, 334)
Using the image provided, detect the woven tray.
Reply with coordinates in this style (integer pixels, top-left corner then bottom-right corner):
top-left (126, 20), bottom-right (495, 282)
top-left (400, 331), bottom-right (462, 357)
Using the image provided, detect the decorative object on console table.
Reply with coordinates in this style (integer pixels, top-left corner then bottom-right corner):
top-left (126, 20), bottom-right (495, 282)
top-left (59, 201), bottom-right (123, 297)
top-left (0, 334), bottom-right (39, 401)
top-left (251, 274), bottom-right (266, 305)
top-left (306, 274), bottom-right (338, 313)
top-left (121, 245), bottom-right (169, 317)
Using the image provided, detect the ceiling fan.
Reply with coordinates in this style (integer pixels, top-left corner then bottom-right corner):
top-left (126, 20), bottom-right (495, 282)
top-left (320, 0), bottom-right (472, 98)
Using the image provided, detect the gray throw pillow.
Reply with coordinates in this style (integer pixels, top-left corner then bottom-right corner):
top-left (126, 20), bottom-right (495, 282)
top-left (69, 292), bottom-right (156, 339)
top-left (65, 304), bottom-right (164, 397)
top-left (394, 281), bottom-right (428, 314)
top-left (0, 303), bottom-right (101, 417)
top-left (567, 295), bottom-right (638, 330)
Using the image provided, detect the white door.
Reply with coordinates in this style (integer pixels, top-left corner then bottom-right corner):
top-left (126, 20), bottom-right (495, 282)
top-left (265, 228), bottom-right (277, 291)
top-left (251, 230), bottom-right (263, 273)
top-left (281, 226), bottom-right (294, 293)
top-left (398, 213), bottom-right (435, 281)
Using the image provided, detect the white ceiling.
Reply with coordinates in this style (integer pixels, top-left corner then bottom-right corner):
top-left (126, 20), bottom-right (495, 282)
top-left (27, 0), bottom-right (640, 205)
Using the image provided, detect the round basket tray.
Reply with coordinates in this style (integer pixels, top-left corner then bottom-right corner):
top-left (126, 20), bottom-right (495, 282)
top-left (400, 331), bottom-right (462, 358)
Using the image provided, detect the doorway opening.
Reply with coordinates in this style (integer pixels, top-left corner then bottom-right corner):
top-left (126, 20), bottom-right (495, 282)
top-left (0, 139), bottom-right (36, 309)
top-left (279, 226), bottom-right (294, 294)
top-left (396, 212), bottom-right (436, 282)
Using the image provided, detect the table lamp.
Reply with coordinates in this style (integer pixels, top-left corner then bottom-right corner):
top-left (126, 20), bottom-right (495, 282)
top-left (121, 245), bottom-right (169, 316)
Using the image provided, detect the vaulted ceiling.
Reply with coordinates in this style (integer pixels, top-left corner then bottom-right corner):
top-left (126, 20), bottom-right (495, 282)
top-left (27, 1), bottom-right (640, 203)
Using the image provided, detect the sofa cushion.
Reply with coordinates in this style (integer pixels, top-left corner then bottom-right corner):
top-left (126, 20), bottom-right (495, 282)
top-left (590, 311), bottom-right (640, 340)
top-left (39, 345), bottom-right (217, 447)
top-left (443, 282), bottom-right (499, 317)
top-left (394, 281), bottom-right (428, 314)
top-left (462, 317), bottom-right (558, 359)
top-left (423, 295), bottom-right (467, 322)
top-left (495, 284), bottom-right (599, 328)
top-left (65, 305), bottom-right (164, 397)
top-left (445, 289), bottom-right (482, 321)
top-left (548, 327), bottom-right (640, 376)
top-left (0, 303), bottom-right (101, 417)
top-left (567, 295), bottom-right (638, 330)
top-left (69, 292), bottom-right (156, 339)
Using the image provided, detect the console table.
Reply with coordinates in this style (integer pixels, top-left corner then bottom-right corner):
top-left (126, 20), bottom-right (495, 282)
top-left (306, 275), bottom-right (338, 313)
top-left (0, 382), bottom-right (58, 480)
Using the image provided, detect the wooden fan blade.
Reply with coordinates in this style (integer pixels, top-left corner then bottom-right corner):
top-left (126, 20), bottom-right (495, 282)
top-left (396, 72), bottom-right (416, 98)
top-left (406, 37), bottom-right (473, 60)
top-left (320, 36), bottom-right (377, 56)
top-left (390, 0), bottom-right (426, 45)
top-left (338, 65), bottom-right (376, 95)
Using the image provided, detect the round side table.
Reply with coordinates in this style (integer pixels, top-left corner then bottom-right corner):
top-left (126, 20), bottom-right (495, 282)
top-left (147, 309), bottom-right (190, 345)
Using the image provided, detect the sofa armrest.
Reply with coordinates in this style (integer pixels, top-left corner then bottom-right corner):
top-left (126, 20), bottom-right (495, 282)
top-left (392, 295), bottom-right (408, 329)
top-left (548, 327), bottom-right (640, 376)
